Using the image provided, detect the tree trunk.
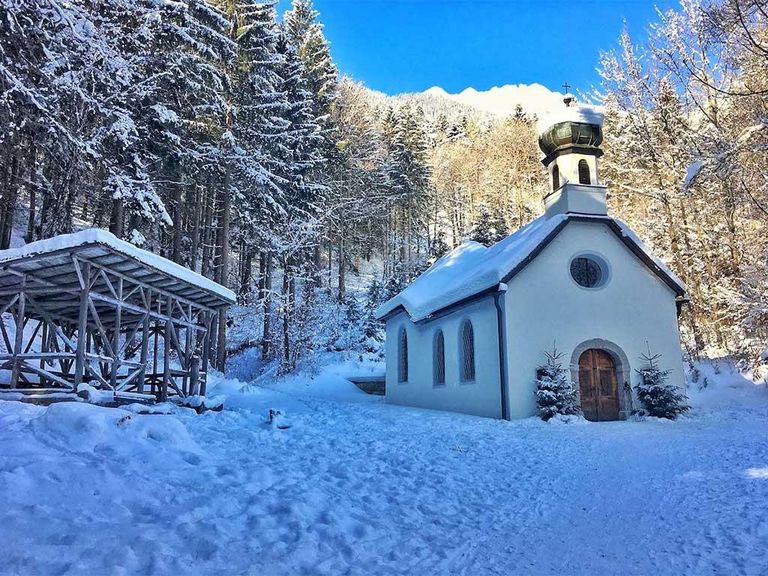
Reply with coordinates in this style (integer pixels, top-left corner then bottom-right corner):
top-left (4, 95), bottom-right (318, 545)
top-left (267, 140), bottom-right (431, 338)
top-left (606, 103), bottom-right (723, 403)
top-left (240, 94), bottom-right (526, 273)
top-left (313, 245), bottom-right (322, 288)
top-left (281, 258), bottom-right (291, 370)
top-left (37, 163), bottom-right (52, 240)
top-left (240, 246), bottom-right (253, 298)
top-left (171, 158), bottom-right (183, 263)
top-left (215, 162), bottom-right (231, 372)
top-left (109, 196), bottom-right (124, 239)
top-left (261, 252), bottom-right (273, 358)
top-left (0, 147), bottom-right (19, 249)
top-left (25, 144), bottom-right (36, 243)
top-left (190, 185), bottom-right (201, 272)
top-left (338, 224), bottom-right (346, 300)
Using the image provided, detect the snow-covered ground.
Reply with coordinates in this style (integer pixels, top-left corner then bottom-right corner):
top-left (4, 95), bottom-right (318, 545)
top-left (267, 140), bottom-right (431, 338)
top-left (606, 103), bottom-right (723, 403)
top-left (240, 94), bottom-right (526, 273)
top-left (0, 359), bottom-right (767, 575)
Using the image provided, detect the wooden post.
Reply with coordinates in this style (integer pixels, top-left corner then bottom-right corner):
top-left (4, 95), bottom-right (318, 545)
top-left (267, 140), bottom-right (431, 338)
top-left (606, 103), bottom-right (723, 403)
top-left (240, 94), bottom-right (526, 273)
top-left (9, 281), bottom-right (25, 389)
top-left (110, 277), bottom-right (122, 390)
top-left (138, 290), bottom-right (150, 394)
top-left (200, 312), bottom-right (211, 396)
top-left (215, 307), bottom-right (227, 372)
top-left (190, 353), bottom-right (200, 396)
top-left (184, 303), bottom-right (193, 395)
top-left (152, 296), bottom-right (160, 397)
top-left (74, 262), bottom-right (89, 386)
top-left (39, 320), bottom-right (48, 387)
top-left (161, 295), bottom-right (172, 402)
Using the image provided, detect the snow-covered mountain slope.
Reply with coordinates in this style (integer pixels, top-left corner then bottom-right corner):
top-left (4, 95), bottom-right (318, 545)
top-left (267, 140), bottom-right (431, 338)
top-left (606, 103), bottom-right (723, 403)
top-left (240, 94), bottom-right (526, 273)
top-left (418, 83), bottom-right (565, 119)
top-left (364, 82), bottom-right (566, 128)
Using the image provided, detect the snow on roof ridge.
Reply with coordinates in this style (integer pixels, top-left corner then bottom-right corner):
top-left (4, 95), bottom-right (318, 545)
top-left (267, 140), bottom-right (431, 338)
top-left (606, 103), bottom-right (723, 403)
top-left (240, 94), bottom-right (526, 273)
top-left (376, 215), bottom-right (567, 322)
top-left (376, 214), bottom-right (686, 323)
top-left (0, 228), bottom-right (236, 304)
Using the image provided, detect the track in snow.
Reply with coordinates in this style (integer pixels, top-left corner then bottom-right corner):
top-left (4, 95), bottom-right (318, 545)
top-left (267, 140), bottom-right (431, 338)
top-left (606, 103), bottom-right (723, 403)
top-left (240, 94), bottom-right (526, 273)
top-left (0, 370), bottom-right (766, 575)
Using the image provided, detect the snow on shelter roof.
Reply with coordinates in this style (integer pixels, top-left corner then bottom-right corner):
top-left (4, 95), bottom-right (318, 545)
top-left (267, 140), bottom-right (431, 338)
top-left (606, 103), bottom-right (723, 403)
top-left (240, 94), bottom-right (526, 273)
top-left (0, 229), bottom-right (236, 308)
top-left (376, 214), bottom-right (686, 323)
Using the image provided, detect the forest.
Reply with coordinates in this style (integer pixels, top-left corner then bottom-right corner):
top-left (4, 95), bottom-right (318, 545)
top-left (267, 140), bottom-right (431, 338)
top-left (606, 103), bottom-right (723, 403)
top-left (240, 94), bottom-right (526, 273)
top-left (1, 0), bottom-right (767, 373)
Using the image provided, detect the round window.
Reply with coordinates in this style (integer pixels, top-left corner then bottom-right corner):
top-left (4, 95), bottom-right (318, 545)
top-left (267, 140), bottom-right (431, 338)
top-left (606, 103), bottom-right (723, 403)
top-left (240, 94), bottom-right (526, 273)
top-left (570, 256), bottom-right (606, 288)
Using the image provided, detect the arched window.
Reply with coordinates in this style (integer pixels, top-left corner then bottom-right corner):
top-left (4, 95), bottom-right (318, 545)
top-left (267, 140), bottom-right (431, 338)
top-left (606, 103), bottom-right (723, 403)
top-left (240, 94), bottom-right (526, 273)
top-left (398, 327), bottom-right (408, 383)
top-left (552, 165), bottom-right (560, 191)
top-left (434, 330), bottom-right (445, 386)
top-left (459, 320), bottom-right (475, 382)
top-left (578, 159), bottom-right (591, 184)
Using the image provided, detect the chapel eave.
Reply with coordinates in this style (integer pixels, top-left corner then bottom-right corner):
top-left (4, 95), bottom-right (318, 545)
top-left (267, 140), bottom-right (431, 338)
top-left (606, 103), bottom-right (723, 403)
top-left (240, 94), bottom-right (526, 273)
top-left (375, 215), bottom-right (688, 324)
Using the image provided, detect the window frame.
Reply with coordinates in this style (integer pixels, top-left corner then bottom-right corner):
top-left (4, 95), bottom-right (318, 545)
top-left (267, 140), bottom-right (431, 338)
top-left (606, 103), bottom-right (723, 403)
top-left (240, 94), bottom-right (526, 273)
top-left (397, 326), bottom-right (409, 383)
top-left (433, 329), bottom-right (446, 387)
top-left (578, 159), bottom-right (591, 184)
top-left (552, 164), bottom-right (560, 191)
top-left (459, 319), bottom-right (476, 383)
top-left (568, 252), bottom-right (611, 290)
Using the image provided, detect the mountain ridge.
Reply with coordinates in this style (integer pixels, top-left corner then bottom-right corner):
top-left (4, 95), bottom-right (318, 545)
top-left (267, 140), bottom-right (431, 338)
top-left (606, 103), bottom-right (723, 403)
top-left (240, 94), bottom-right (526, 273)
top-left (408, 83), bottom-right (565, 119)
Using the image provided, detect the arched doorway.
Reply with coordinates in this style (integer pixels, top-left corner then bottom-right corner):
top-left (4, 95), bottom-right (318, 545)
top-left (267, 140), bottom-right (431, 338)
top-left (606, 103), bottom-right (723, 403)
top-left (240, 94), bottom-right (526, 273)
top-left (578, 349), bottom-right (620, 421)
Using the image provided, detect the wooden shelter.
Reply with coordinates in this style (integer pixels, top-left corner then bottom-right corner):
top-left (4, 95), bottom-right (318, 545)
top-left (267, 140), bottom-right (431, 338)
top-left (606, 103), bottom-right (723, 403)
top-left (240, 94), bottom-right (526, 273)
top-left (0, 230), bottom-right (236, 403)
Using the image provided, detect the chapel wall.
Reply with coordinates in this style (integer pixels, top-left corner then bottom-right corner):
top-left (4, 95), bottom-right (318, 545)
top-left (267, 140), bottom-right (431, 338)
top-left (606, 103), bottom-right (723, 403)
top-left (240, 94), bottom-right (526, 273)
top-left (503, 220), bottom-right (685, 419)
top-left (384, 295), bottom-right (503, 418)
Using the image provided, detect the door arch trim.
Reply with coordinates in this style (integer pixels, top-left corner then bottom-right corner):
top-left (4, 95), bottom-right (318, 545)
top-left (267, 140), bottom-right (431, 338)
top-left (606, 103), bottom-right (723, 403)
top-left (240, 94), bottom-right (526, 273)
top-left (570, 338), bottom-right (631, 418)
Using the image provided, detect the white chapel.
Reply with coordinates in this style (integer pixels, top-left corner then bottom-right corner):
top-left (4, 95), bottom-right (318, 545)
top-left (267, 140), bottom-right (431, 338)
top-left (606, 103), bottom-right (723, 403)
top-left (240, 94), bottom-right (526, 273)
top-left (375, 95), bottom-right (688, 421)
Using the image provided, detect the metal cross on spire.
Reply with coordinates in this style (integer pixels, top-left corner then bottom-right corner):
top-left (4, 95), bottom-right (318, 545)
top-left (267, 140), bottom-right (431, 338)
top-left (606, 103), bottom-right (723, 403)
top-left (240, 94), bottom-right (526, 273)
top-left (562, 81), bottom-right (572, 93)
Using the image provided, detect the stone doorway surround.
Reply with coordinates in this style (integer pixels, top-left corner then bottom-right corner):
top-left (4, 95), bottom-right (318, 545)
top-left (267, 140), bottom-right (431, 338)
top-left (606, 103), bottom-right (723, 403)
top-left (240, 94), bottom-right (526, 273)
top-left (570, 338), bottom-right (632, 419)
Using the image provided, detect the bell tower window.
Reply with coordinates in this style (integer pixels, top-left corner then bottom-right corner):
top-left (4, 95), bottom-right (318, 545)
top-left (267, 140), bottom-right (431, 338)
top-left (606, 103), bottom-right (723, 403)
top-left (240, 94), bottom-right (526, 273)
top-left (552, 165), bottom-right (560, 191)
top-left (578, 159), bottom-right (591, 184)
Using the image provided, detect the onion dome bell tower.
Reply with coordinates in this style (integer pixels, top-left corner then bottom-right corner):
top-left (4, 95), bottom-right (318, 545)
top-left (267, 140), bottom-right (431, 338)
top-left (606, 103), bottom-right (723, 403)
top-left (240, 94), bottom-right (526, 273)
top-left (538, 94), bottom-right (607, 217)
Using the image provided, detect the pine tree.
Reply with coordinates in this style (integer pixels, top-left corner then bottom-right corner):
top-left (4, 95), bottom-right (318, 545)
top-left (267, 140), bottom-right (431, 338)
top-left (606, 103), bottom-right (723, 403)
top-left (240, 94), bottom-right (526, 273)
top-left (274, 29), bottom-right (325, 216)
top-left (283, 0), bottom-right (338, 127)
top-left (428, 229), bottom-right (450, 263)
top-left (282, 0), bottom-right (338, 289)
top-left (469, 203), bottom-right (508, 246)
top-left (535, 348), bottom-right (582, 421)
top-left (362, 279), bottom-right (386, 343)
top-left (635, 350), bottom-right (689, 419)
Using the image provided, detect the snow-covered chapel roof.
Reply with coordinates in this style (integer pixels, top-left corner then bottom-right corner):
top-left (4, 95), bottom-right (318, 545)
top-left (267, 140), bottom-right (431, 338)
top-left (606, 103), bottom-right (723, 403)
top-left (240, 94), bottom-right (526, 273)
top-left (375, 215), bottom-right (686, 323)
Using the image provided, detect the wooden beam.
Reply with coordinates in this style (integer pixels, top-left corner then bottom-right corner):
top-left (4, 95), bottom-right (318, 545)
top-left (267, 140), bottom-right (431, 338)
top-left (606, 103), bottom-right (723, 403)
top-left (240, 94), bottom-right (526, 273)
top-left (9, 285), bottom-right (25, 388)
top-left (161, 295), bottom-right (171, 402)
top-left (0, 294), bottom-right (18, 317)
top-left (20, 361), bottom-right (75, 390)
top-left (22, 319), bottom-right (42, 354)
top-left (200, 312), bottom-right (212, 396)
top-left (79, 253), bottom-right (220, 312)
top-left (137, 291), bottom-right (150, 394)
top-left (86, 298), bottom-right (115, 358)
top-left (25, 297), bottom-right (78, 350)
top-left (74, 262), bottom-right (89, 386)
top-left (0, 312), bottom-right (13, 353)
top-left (110, 278), bottom-right (123, 390)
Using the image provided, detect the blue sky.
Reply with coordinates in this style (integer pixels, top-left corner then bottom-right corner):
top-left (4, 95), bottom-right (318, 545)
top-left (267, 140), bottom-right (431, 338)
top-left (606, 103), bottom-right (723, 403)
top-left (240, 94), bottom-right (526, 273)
top-left (278, 0), bottom-right (678, 95)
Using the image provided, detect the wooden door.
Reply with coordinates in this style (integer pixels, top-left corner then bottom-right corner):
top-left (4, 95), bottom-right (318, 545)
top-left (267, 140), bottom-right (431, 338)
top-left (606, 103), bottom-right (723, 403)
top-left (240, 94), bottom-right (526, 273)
top-left (578, 349), bottom-right (620, 422)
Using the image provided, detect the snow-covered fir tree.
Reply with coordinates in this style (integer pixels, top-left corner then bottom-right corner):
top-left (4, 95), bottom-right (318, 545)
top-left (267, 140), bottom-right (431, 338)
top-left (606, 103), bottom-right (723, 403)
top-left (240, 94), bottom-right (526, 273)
top-left (283, 0), bottom-right (338, 133)
top-left (535, 348), bottom-right (582, 421)
top-left (635, 351), bottom-right (689, 419)
top-left (469, 203), bottom-right (509, 246)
